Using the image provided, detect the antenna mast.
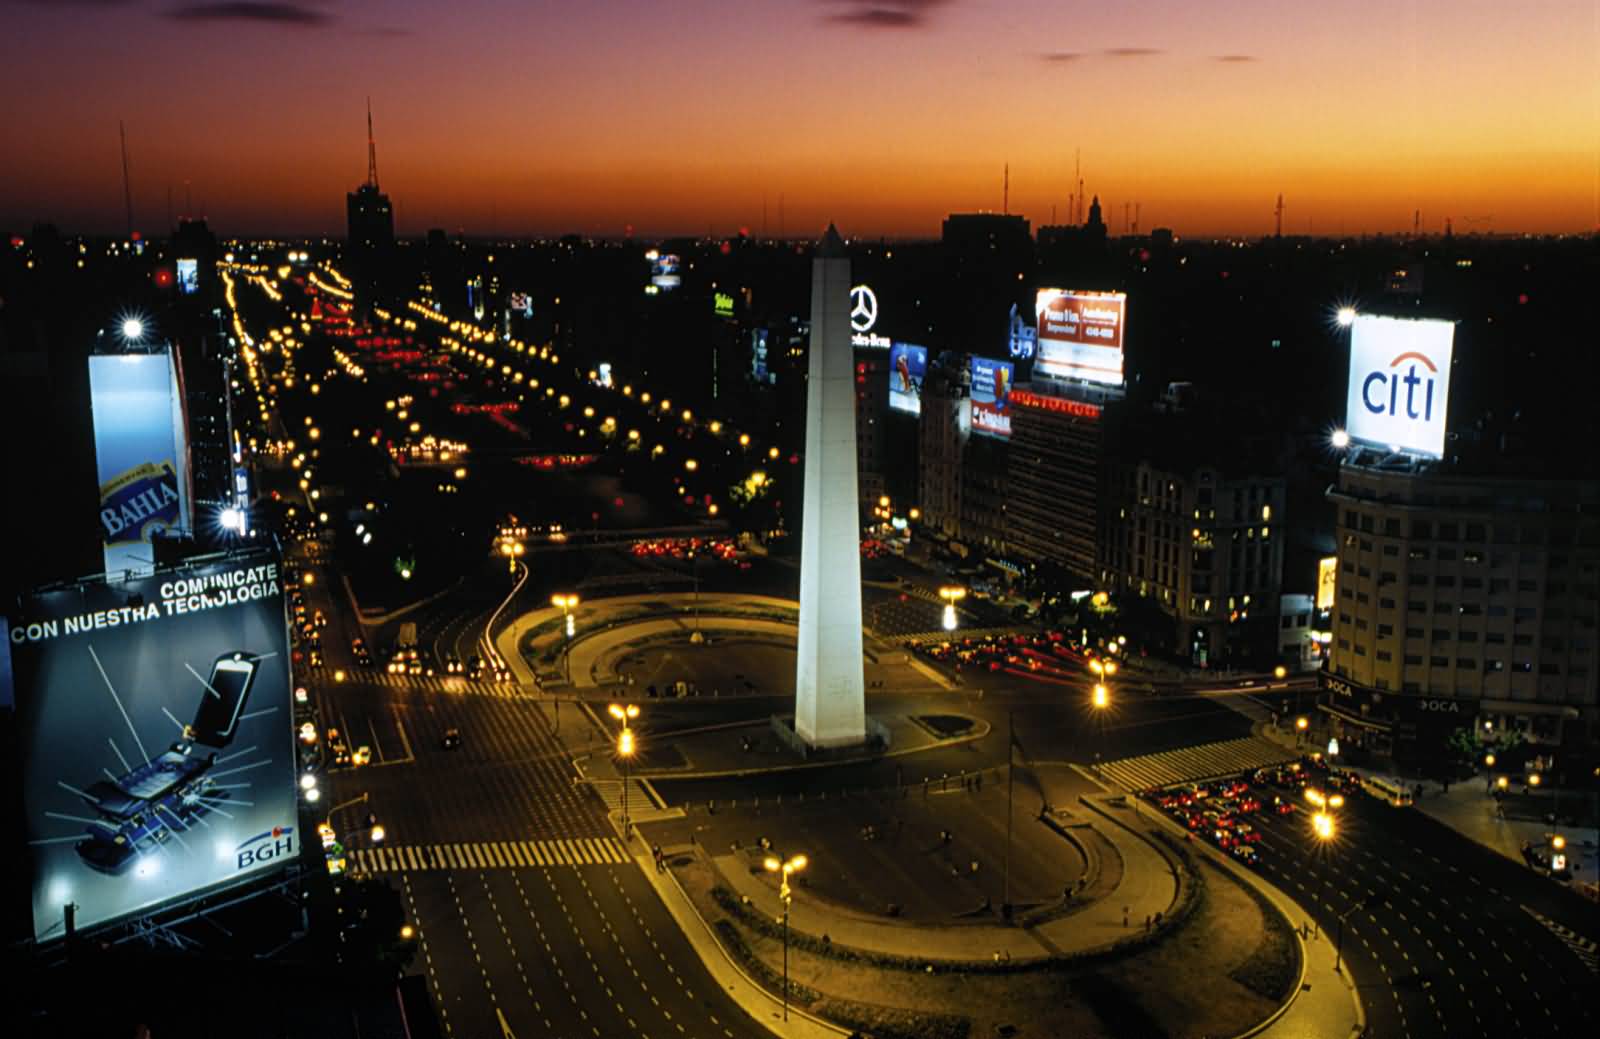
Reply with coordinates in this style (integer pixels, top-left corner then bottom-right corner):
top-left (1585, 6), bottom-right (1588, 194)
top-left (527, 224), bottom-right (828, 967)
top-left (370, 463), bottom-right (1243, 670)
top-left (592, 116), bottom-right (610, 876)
top-left (119, 121), bottom-right (134, 237)
top-left (1003, 163), bottom-right (1009, 215)
top-left (1275, 193), bottom-right (1284, 238)
top-left (366, 97), bottom-right (380, 189)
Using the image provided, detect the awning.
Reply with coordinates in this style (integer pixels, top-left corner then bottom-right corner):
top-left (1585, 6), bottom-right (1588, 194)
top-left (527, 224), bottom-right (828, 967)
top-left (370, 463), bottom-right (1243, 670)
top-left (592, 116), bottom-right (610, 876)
top-left (1479, 700), bottom-right (1580, 719)
top-left (1321, 702), bottom-right (1392, 732)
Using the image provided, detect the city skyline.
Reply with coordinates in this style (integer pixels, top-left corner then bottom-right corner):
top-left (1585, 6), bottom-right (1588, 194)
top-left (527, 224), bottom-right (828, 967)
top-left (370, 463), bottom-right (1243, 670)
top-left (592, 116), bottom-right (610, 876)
top-left (3, 0), bottom-right (1598, 237)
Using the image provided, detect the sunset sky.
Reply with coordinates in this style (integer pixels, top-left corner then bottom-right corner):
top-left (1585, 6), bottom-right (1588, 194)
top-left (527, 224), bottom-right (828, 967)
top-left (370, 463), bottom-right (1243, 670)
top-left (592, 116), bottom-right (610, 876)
top-left (3, 0), bottom-right (1597, 238)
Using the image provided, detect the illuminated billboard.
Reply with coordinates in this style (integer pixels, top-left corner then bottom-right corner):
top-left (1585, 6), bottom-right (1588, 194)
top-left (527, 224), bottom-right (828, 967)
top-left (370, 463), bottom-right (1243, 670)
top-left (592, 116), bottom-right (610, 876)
top-left (752, 329), bottom-right (775, 385)
top-left (887, 342), bottom-right (926, 415)
top-left (714, 291), bottom-right (735, 318)
top-left (10, 546), bottom-right (296, 943)
top-left (89, 350), bottom-right (193, 577)
top-left (1034, 289), bottom-right (1127, 386)
top-left (1317, 556), bottom-right (1337, 611)
top-left (970, 356), bottom-right (1014, 439)
top-left (175, 258), bottom-right (199, 296)
top-left (650, 253), bottom-right (681, 291)
top-left (849, 284), bottom-right (889, 348)
top-left (1344, 315), bottom-right (1455, 458)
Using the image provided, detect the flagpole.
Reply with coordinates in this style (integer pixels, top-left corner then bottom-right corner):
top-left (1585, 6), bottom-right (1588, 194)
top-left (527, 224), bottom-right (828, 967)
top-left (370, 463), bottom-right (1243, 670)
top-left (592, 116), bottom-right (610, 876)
top-left (1004, 709), bottom-right (1014, 915)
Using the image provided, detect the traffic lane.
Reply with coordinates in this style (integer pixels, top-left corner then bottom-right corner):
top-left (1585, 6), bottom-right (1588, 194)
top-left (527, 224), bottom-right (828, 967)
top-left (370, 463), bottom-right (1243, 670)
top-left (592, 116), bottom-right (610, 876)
top-left (1250, 802), bottom-right (1590, 1035)
top-left (592, 863), bottom-right (767, 1038)
top-left (401, 870), bottom-right (502, 1039)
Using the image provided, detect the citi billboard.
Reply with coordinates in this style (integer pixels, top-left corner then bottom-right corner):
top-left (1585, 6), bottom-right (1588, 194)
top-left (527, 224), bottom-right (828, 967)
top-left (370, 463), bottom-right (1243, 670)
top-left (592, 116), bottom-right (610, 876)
top-left (1345, 315), bottom-right (1455, 459)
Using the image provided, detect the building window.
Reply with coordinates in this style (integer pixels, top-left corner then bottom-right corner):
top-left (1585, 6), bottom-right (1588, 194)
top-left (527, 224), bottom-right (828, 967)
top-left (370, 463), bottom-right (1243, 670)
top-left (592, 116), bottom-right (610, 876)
top-left (1459, 631), bottom-right (1479, 643)
top-left (1430, 656), bottom-right (1450, 667)
top-left (1383, 544), bottom-right (1399, 557)
top-left (1380, 598), bottom-right (1396, 609)
top-left (1484, 659), bottom-right (1504, 673)
top-left (1377, 623), bottom-right (1394, 637)
top-left (1437, 576), bottom-right (1456, 588)
top-left (1463, 577), bottom-right (1483, 590)
top-left (1406, 627), bottom-right (1424, 638)
top-left (1437, 548), bottom-right (1457, 562)
top-left (1517, 579), bottom-right (1537, 592)
top-left (1515, 607), bottom-right (1537, 622)
top-left (1539, 662), bottom-right (1561, 675)
top-left (1409, 548), bottom-right (1430, 561)
top-left (1338, 638), bottom-right (1350, 650)
top-left (1486, 632), bottom-right (1506, 645)
top-left (1358, 566), bottom-right (1372, 579)
top-left (1464, 551), bottom-right (1483, 565)
top-left (1513, 634), bottom-right (1533, 647)
top-left (1432, 630), bottom-right (1452, 642)
top-left (1354, 644), bottom-right (1367, 656)
top-left (1408, 601), bottom-right (1426, 613)
top-left (1438, 523), bottom-right (1459, 540)
top-left (1376, 650), bottom-right (1393, 662)
top-left (1409, 573), bottom-right (1429, 586)
top-left (1457, 658), bottom-right (1478, 670)
top-left (1459, 604), bottom-right (1482, 617)
top-left (1513, 661), bottom-right (1533, 673)
top-left (1434, 601), bottom-right (1453, 614)
top-left (1411, 520), bottom-right (1432, 538)
top-left (1404, 654), bottom-right (1422, 665)
top-left (1356, 618), bottom-right (1369, 630)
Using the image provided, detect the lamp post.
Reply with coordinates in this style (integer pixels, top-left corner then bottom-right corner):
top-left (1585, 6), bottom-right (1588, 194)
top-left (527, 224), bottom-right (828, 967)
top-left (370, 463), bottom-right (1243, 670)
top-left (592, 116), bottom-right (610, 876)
top-left (763, 852), bottom-right (808, 1021)
top-left (1484, 753), bottom-right (1497, 794)
top-left (552, 593), bottom-right (580, 682)
top-left (1295, 715), bottom-right (1309, 747)
top-left (939, 585), bottom-right (966, 632)
top-left (609, 703), bottom-right (639, 841)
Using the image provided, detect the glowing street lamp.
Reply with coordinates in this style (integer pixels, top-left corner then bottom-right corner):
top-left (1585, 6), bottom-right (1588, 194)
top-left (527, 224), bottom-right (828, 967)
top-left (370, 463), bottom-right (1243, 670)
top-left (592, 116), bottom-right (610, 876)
top-left (1092, 683), bottom-right (1109, 709)
top-left (763, 852), bottom-right (809, 1021)
top-left (939, 585), bottom-right (966, 632)
top-left (1312, 810), bottom-right (1335, 841)
top-left (609, 703), bottom-right (640, 839)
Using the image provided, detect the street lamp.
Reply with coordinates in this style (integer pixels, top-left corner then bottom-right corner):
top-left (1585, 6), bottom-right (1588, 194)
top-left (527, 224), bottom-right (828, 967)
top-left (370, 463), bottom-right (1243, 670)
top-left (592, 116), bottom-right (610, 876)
top-left (1092, 683), bottom-right (1109, 709)
top-left (552, 593), bottom-right (580, 680)
top-left (763, 852), bottom-right (808, 1021)
top-left (1295, 715), bottom-right (1309, 746)
top-left (939, 585), bottom-right (966, 632)
top-left (609, 703), bottom-right (639, 840)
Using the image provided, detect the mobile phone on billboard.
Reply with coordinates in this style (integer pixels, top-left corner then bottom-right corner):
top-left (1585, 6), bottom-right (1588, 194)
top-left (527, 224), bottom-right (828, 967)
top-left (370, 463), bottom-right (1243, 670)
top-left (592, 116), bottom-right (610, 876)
top-left (191, 654), bottom-right (257, 746)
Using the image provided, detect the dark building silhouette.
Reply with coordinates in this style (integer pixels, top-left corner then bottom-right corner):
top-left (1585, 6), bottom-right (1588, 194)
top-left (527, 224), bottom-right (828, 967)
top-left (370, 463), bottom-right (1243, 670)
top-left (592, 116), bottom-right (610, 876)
top-left (346, 102), bottom-right (394, 296)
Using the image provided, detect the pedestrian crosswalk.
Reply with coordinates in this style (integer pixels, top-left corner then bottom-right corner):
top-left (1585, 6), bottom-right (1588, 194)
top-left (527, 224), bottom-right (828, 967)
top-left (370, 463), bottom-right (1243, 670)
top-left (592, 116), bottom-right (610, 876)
top-left (342, 672), bottom-right (531, 698)
top-left (350, 837), bottom-right (629, 874)
top-left (898, 625), bottom-right (1030, 646)
top-left (585, 776), bottom-right (662, 820)
top-left (1097, 736), bottom-right (1299, 793)
top-left (1523, 904), bottom-right (1600, 975)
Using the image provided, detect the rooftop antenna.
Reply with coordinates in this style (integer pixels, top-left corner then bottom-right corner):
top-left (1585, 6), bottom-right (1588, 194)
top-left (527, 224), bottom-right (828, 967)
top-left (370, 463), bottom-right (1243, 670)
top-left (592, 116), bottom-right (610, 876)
top-left (1413, 208), bottom-right (1420, 237)
top-left (1274, 193), bottom-right (1284, 238)
top-left (1075, 149), bottom-right (1082, 224)
top-left (119, 121), bottom-right (134, 237)
top-left (1003, 163), bottom-right (1009, 215)
top-left (366, 97), bottom-right (380, 189)
top-left (1123, 201), bottom-right (1130, 235)
top-left (1134, 201), bottom-right (1140, 235)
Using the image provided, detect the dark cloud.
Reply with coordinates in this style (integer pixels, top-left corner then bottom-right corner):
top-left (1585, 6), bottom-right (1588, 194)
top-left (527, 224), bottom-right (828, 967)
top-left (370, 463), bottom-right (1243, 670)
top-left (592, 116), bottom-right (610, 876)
top-left (1102, 47), bottom-right (1164, 58)
top-left (166, 2), bottom-right (333, 26)
top-left (1213, 54), bottom-right (1258, 63)
top-left (1039, 52), bottom-right (1084, 63)
top-left (822, 0), bottom-right (951, 30)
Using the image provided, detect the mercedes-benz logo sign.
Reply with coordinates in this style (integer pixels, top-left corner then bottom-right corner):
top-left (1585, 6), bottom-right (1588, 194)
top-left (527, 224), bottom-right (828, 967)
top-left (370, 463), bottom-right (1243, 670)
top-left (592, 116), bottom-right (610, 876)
top-left (849, 285), bottom-right (878, 334)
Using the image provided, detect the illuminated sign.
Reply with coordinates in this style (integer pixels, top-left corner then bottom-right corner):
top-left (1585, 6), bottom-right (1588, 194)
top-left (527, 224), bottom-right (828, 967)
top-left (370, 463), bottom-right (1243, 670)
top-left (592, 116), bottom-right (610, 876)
top-left (650, 254), bottom-right (681, 291)
top-left (89, 350), bottom-right (193, 577)
top-left (1317, 556), bottom-right (1337, 611)
top-left (1034, 289), bottom-right (1127, 386)
top-left (1344, 315), bottom-right (1454, 458)
top-left (509, 292), bottom-right (532, 317)
top-left (969, 356), bottom-right (1013, 439)
top-left (713, 292), bottom-right (735, 318)
top-left (175, 258), bottom-right (199, 296)
top-left (10, 546), bottom-right (296, 943)
top-left (752, 329), bottom-right (775, 384)
top-left (849, 284), bottom-right (889, 347)
top-left (887, 342), bottom-right (926, 415)
top-left (1010, 389), bottom-right (1101, 419)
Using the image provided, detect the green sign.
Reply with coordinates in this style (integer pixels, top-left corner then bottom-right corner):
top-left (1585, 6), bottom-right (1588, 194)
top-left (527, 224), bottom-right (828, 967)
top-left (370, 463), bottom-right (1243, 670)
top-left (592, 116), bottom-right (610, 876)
top-left (713, 292), bottom-right (735, 318)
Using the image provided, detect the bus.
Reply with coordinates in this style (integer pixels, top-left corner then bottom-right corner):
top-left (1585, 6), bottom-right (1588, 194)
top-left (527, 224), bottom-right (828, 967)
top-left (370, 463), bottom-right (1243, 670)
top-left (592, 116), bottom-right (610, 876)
top-left (1359, 774), bottom-right (1415, 807)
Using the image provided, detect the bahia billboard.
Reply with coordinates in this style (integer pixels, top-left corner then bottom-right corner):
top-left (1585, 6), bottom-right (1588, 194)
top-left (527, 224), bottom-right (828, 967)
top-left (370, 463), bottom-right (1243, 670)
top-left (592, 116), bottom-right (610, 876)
top-left (1344, 315), bottom-right (1455, 459)
top-left (887, 341), bottom-right (927, 416)
top-left (970, 356), bottom-right (1014, 439)
top-left (10, 546), bottom-right (296, 943)
top-left (89, 350), bottom-right (193, 577)
top-left (1034, 289), bottom-right (1127, 387)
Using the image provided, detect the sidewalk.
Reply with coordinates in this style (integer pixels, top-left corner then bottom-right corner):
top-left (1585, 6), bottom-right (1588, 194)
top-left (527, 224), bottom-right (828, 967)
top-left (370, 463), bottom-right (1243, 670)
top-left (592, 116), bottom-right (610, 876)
top-left (1253, 716), bottom-right (1600, 887)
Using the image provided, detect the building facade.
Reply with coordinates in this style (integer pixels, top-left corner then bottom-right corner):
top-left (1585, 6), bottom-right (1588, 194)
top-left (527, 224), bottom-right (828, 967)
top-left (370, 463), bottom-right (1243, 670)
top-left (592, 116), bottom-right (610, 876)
top-left (1006, 382), bottom-right (1108, 583)
top-left (1099, 449), bottom-right (1287, 667)
top-left (1322, 461), bottom-right (1599, 756)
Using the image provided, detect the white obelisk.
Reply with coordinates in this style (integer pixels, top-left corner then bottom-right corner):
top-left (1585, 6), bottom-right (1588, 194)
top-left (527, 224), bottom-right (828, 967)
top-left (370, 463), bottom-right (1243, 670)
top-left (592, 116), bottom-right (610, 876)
top-left (794, 225), bottom-right (866, 748)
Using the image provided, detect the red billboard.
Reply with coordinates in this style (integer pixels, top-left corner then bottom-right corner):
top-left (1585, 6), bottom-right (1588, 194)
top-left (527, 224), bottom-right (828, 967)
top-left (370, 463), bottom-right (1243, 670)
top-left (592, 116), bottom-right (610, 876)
top-left (1034, 289), bottom-right (1127, 386)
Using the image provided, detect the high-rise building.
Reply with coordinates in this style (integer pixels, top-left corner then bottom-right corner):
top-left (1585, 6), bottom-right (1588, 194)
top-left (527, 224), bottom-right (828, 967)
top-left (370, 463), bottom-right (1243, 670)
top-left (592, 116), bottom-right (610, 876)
top-left (346, 102), bottom-right (394, 267)
top-left (1006, 379), bottom-right (1111, 583)
top-left (1098, 403), bottom-right (1287, 667)
top-left (1321, 459), bottom-right (1599, 762)
top-left (917, 361), bottom-right (968, 539)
